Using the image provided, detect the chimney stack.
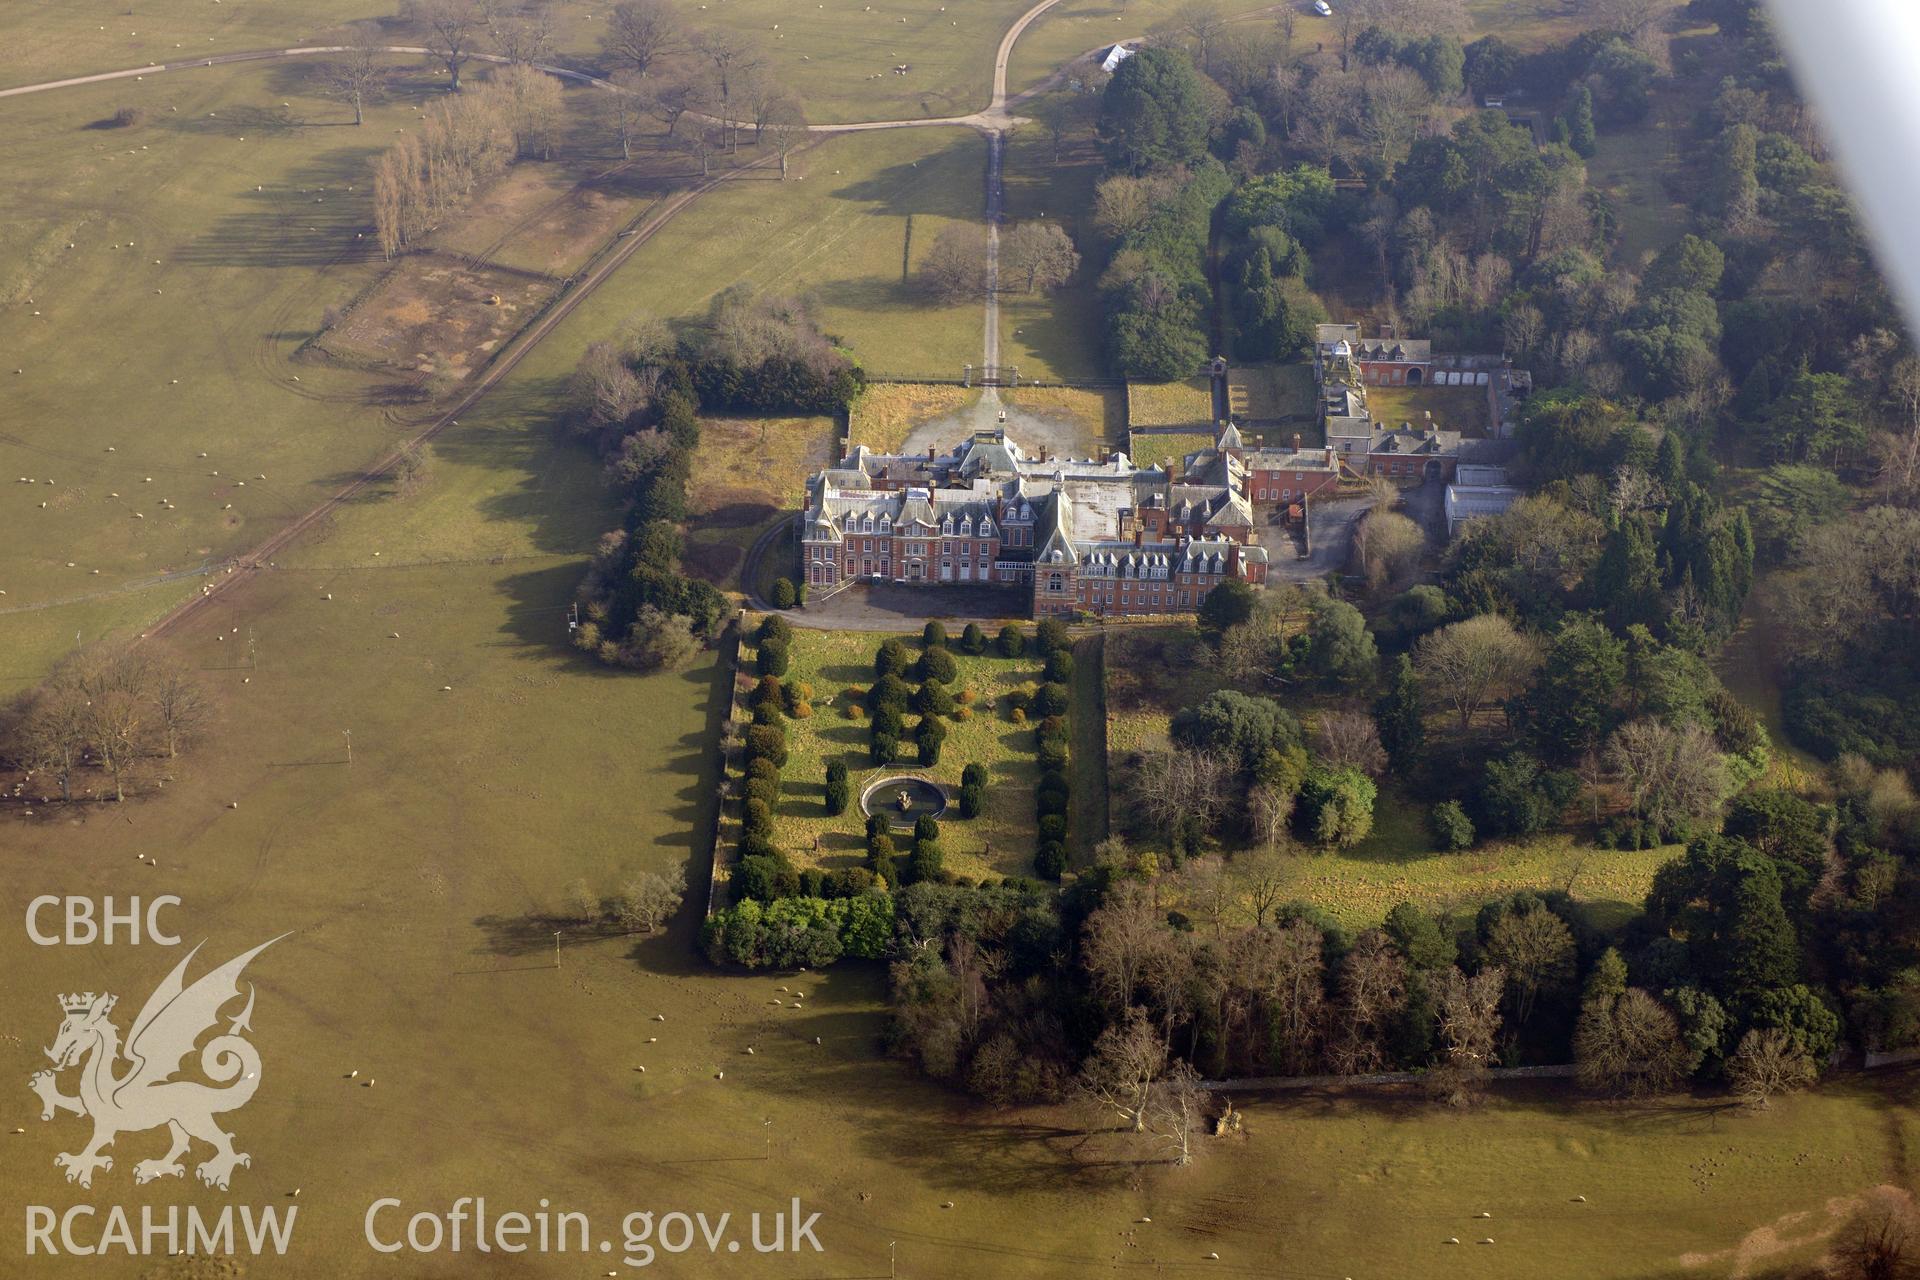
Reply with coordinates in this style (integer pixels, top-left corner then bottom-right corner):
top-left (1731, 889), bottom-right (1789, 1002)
top-left (1293, 432), bottom-right (1302, 452)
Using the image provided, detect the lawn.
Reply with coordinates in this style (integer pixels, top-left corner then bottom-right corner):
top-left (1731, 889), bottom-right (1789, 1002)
top-left (733, 626), bottom-right (1054, 882)
top-left (1000, 384), bottom-right (1125, 449)
top-left (1128, 376), bottom-right (1215, 427)
top-left (1229, 363), bottom-right (1316, 422)
top-left (548, 125), bottom-right (992, 378)
top-left (0, 62), bottom-right (455, 686)
top-left (1587, 79), bottom-right (1699, 270)
top-left (997, 122), bottom-right (1107, 382)
top-left (1368, 383), bottom-right (1494, 436)
top-left (1006, 0), bottom-right (1335, 99)
top-left (1463, 0), bottom-right (1686, 50)
top-left (684, 414), bottom-right (840, 594)
top-left (0, 0), bottom-right (1043, 125)
top-left (1127, 429), bottom-right (1214, 470)
top-left (848, 383), bottom-right (980, 454)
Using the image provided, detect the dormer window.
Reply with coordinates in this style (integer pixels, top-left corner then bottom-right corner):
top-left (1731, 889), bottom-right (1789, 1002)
top-left (942, 516), bottom-right (954, 535)
top-left (878, 516), bottom-right (892, 534)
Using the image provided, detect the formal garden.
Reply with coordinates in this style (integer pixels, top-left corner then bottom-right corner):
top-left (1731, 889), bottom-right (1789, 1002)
top-left (725, 617), bottom-right (1089, 891)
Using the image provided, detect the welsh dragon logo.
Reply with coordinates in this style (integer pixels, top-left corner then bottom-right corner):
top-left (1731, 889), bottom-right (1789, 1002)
top-left (28, 937), bottom-right (285, 1190)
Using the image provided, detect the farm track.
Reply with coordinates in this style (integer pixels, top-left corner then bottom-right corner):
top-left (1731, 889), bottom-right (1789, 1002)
top-left (0, 0), bottom-right (1071, 639)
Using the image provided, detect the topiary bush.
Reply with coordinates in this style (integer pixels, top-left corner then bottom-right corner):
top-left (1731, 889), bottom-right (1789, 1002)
top-left (1035, 841), bottom-right (1067, 880)
top-left (1036, 682), bottom-right (1071, 718)
top-left (918, 645), bottom-right (958, 685)
top-left (1034, 618), bottom-right (1071, 657)
top-left (756, 615), bottom-right (793, 647)
top-left (916, 716), bottom-right (947, 766)
top-left (997, 624), bottom-right (1026, 658)
top-left (749, 674), bottom-right (783, 708)
top-left (744, 724), bottom-right (788, 770)
top-left (869, 673), bottom-right (911, 712)
top-left (756, 638), bottom-right (790, 677)
top-left (961, 622), bottom-right (987, 655)
top-left (1043, 648), bottom-right (1075, 683)
top-left (908, 837), bottom-right (945, 884)
top-left (870, 731), bottom-right (898, 765)
top-left (922, 620), bottom-right (948, 650)
top-left (824, 761), bottom-right (850, 815)
top-left (875, 638), bottom-right (912, 677)
top-left (769, 577), bottom-right (798, 609)
top-left (916, 681), bottom-right (956, 718)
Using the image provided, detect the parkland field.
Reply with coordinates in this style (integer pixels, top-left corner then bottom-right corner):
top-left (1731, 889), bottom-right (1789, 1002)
top-left (2, 4), bottom-right (1916, 1278)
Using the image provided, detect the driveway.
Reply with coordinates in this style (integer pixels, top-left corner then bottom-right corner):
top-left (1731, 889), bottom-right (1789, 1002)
top-left (1267, 493), bottom-right (1372, 583)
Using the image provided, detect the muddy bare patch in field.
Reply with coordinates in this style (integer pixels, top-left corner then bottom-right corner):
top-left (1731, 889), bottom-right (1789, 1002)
top-left (431, 161), bottom-right (652, 278)
top-left (314, 257), bottom-right (556, 378)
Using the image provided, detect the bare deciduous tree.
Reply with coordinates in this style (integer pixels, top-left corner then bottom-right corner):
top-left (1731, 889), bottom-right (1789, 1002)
top-left (1002, 222), bottom-right (1080, 294)
top-left (1832, 1201), bottom-right (1919, 1280)
top-left (760, 94), bottom-right (809, 179)
top-left (406, 0), bottom-right (486, 91)
top-left (1266, 920), bottom-right (1327, 1074)
top-left (606, 70), bottom-right (649, 160)
top-left (320, 26), bottom-right (387, 125)
top-left (677, 120), bottom-right (723, 176)
top-left (1725, 1027), bottom-right (1817, 1109)
top-left (569, 339), bottom-right (655, 432)
top-left (1146, 1060), bottom-right (1212, 1165)
top-left (1430, 964), bottom-right (1503, 1105)
top-left (600, 0), bottom-right (682, 78)
top-left (1133, 748), bottom-right (1231, 846)
top-left (1328, 929), bottom-right (1407, 1075)
top-left (1083, 880), bottom-right (1167, 1012)
top-left (692, 27), bottom-right (765, 149)
top-left (1077, 1010), bottom-right (1167, 1132)
top-left (1574, 987), bottom-right (1691, 1096)
top-left (485, 0), bottom-right (554, 64)
top-left (150, 662), bottom-right (210, 758)
top-left (1414, 614), bottom-right (1541, 732)
top-left (1484, 905), bottom-right (1574, 1031)
top-left (615, 867), bottom-right (686, 932)
top-left (1353, 507), bottom-right (1424, 588)
top-left (919, 224), bottom-right (991, 303)
top-left (1606, 718), bottom-right (1731, 838)
top-left (1316, 711), bottom-right (1388, 777)
top-left (497, 61), bottom-right (562, 159)
top-left (640, 70), bottom-right (712, 139)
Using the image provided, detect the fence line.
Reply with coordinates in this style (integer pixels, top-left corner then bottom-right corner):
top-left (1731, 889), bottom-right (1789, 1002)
top-left (1202, 1064), bottom-right (1579, 1092)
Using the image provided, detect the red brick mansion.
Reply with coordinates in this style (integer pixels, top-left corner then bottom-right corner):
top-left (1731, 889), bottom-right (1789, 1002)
top-left (799, 423), bottom-right (1342, 619)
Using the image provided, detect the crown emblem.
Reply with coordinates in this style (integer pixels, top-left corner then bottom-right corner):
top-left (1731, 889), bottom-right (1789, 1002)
top-left (59, 993), bottom-right (114, 1016)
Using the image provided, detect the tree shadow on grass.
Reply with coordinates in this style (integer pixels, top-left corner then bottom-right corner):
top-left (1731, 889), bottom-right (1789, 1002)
top-left (170, 148), bottom-right (388, 269)
top-left (829, 143), bottom-right (990, 225)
